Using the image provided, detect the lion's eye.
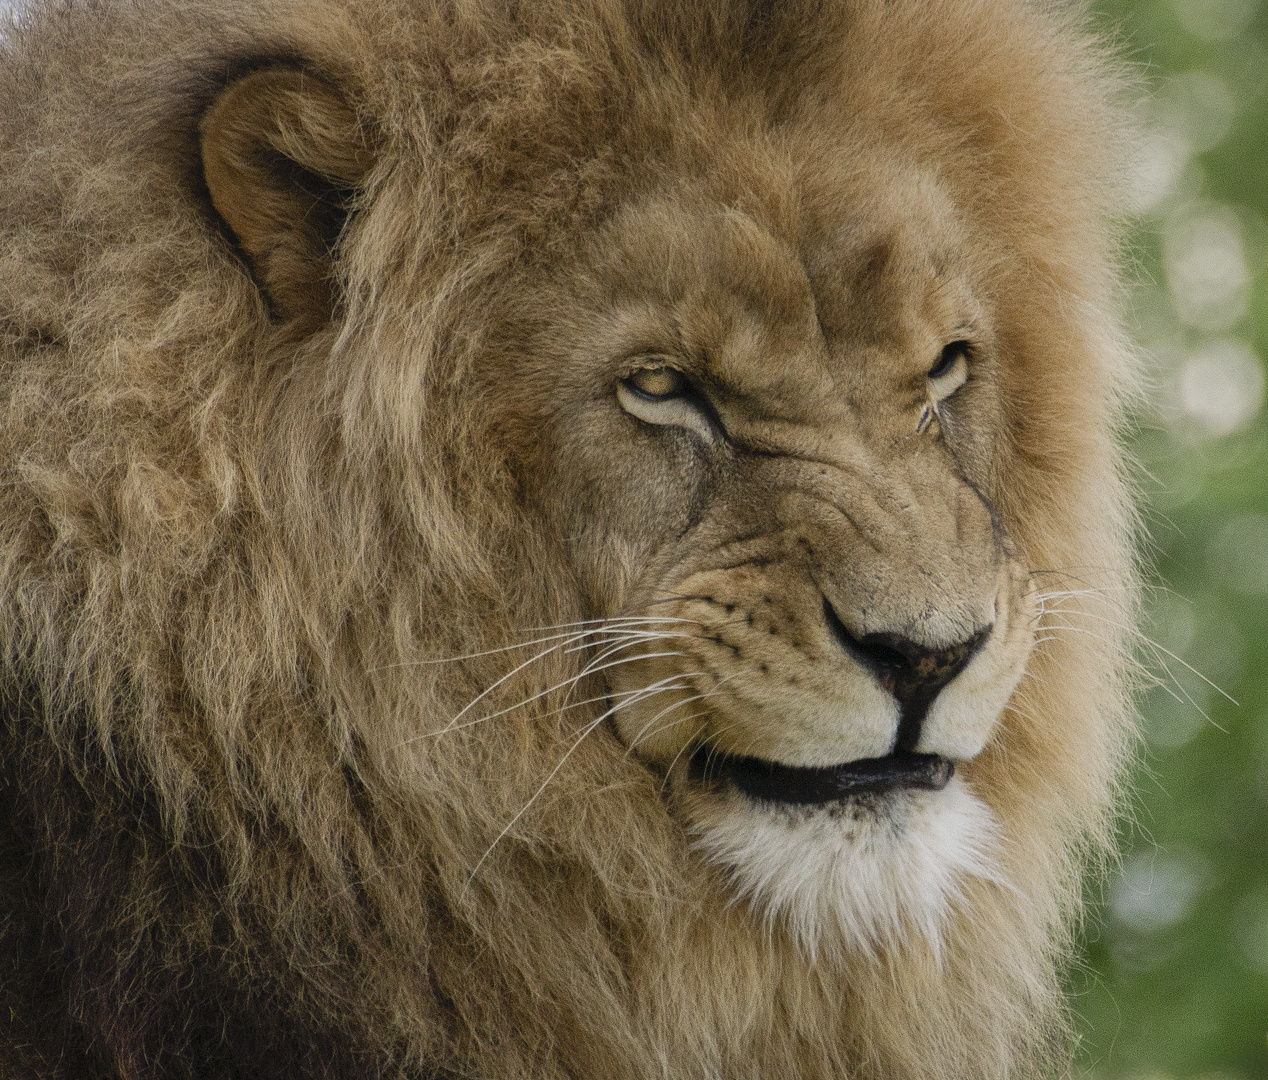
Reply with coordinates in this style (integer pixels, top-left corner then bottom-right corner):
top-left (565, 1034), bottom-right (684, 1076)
top-left (927, 341), bottom-right (970, 400)
top-left (616, 364), bottom-right (716, 442)
top-left (624, 366), bottom-right (688, 400)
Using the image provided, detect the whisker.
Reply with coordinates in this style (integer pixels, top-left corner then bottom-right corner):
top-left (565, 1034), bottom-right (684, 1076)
top-left (438, 631), bottom-right (603, 732)
top-left (406, 648), bottom-right (689, 746)
top-left (411, 678), bottom-right (702, 740)
top-left (1034, 617), bottom-right (1230, 732)
top-left (658, 719), bottom-right (715, 798)
top-left (625, 693), bottom-right (711, 754)
top-left (557, 633), bottom-right (684, 711)
top-left (368, 627), bottom-right (591, 673)
top-left (376, 617), bottom-right (699, 671)
top-left (461, 671), bottom-right (698, 897)
top-left (519, 615), bottom-right (700, 633)
top-left (1039, 606), bottom-right (1238, 707)
top-left (409, 617), bottom-right (708, 749)
top-left (461, 712), bottom-right (615, 898)
top-left (556, 680), bottom-right (704, 729)
top-left (1034, 615), bottom-right (1155, 676)
top-left (1150, 655), bottom-right (1226, 729)
top-left (682, 721), bottom-right (749, 789)
top-left (623, 674), bottom-right (739, 755)
top-left (436, 620), bottom-right (692, 734)
top-left (628, 707), bottom-right (713, 751)
top-left (561, 629), bottom-right (698, 656)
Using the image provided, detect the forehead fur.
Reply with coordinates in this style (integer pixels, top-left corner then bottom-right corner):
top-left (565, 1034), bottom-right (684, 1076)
top-left (341, 0), bottom-right (1128, 296)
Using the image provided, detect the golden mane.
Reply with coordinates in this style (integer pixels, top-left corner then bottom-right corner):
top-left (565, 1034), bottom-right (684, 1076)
top-left (0, 0), bottom-right (1139, 1076)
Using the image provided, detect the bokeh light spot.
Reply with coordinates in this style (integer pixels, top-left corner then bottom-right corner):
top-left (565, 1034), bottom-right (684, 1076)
top-left (1232, 890), bottom-right (1268, 973)
top-left (1157, 71), bottom-right (1237, 155)
top-left (1208, 514), bottom-right (1268, 594)
top-left (1169, 0), bottom-right (1260, 42)
top-left (1165, 208), bottom-right (1250, 331)
top-left (1110, 849), bottom-right (1211, 933)
top-left (1129, 129), bottom-right (1191, 213)
top-left (1175, 338), bottom-right (1263, 436)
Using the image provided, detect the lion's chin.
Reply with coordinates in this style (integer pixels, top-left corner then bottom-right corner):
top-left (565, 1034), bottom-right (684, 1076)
top-left (676, 770), bottom-right (1004, 962)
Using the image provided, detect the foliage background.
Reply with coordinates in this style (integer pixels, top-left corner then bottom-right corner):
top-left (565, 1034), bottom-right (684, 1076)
top-left (1076, 0), bottom-right (1268, 1076)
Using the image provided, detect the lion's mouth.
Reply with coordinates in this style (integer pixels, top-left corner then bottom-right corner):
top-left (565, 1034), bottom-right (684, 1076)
top-left (688, 746), bottom-right (954, 805)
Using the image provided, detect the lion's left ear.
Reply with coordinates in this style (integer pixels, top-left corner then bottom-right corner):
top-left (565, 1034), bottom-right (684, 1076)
top-left (201, 68), bottom-right (372, 332)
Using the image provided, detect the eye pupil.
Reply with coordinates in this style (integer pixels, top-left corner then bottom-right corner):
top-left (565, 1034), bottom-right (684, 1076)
top-left (627, 366), bottom-right (685, 399)
top-left (929, 341), bottom-right (969, 380)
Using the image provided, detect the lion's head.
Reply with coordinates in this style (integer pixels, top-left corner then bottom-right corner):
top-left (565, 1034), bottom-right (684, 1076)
top-left (0, 1), bottom-right (1138, 1077)
top-left (488, 163), bottom-right (1043, 958)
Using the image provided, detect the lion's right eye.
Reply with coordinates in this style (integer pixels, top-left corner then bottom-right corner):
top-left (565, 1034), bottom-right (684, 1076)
top-left (616, 365), bottom-right (716, 442)
top-left (624, 366), bottom-right (688, 400)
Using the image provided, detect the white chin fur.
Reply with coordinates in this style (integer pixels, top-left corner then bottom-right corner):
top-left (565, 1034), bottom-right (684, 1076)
top-left (684, 775), bottom-right (1004, 962)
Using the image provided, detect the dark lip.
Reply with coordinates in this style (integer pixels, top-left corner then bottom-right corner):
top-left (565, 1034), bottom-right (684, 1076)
top-left (688, 746), bottom-right (955, 806)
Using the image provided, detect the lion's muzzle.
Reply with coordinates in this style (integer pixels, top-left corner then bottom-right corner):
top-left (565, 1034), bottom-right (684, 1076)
top-left (822, 596), bottom-right (989, 754)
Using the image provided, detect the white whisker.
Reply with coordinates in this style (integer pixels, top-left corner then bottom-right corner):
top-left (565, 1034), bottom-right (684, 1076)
top-left (520, 616), bottom-right (699, 633)
top-left (412, 679), bottom-right (700, 740)
top-left (401, 648), bottom-right (689, 746)
top-left (561, 629), bottom-right (697, 656)
top-left (373, 616), bottom-right (700, 671)
top-left (461, 670), bottom-right (700, 897)
top-left (658, 719), bottom-right (717, 796)
top-left (1038, 606), bottom-right (1236, 707)
top-left (624, 672), bottom-right (740, 755)
top-left (438, 631), bottom-right (600, 732)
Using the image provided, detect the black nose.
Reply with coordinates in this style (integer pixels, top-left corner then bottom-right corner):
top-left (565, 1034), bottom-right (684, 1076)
top-left (823, 598), bottom-right (988, 753)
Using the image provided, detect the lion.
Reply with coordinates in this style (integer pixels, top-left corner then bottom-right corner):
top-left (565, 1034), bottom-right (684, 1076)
top-left (0, 0), bottom-right (1139, 1077)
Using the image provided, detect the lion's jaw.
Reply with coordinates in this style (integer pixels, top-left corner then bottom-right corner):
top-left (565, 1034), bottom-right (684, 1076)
top-left (534, 168), bottom-right (1041, 960)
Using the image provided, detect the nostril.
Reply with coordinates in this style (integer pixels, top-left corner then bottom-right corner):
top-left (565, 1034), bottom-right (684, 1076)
top-left (846, 635), bottom-right (912, 683)
top-left (823, 597), bottom-right (990, 752)
top-left (854, 630), bottom-right (982, 692)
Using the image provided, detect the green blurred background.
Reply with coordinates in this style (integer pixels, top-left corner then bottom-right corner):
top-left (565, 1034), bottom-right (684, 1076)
top-left (1076, 0), bottom-right (1268, 1075)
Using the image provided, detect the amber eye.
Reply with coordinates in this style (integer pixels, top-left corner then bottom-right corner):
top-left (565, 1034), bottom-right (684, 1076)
top-left (929, 340), bottom-right (970, 381)
top-left (624, 366), bottom-right (688, 400)
top-left (616, 363), bottom-right (716, 442)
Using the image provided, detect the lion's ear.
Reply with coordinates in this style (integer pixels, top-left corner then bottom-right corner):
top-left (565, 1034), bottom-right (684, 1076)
top-left (201, 69), bottom-right (371, 331)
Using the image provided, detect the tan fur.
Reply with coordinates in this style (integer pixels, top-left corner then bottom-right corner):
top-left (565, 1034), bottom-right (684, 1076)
top-left (0, 1), bottom-right (1139, 1077)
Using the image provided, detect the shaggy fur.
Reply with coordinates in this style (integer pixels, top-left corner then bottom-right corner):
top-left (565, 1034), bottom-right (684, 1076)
top-left (0, 0), bottom-right (1139, 1077)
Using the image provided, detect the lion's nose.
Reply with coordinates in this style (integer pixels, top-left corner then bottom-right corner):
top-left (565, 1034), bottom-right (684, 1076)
top-left (823, 598), bottom-right (988, 752)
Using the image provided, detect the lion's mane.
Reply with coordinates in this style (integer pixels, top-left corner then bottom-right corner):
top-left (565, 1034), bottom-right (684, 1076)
top-left (0, 1), bottom-right (1138, 1077)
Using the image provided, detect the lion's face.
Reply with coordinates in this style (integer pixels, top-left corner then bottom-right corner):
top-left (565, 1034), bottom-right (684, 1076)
top-left (489, 141), bottom-right (1038, 955)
